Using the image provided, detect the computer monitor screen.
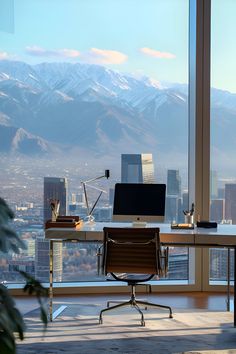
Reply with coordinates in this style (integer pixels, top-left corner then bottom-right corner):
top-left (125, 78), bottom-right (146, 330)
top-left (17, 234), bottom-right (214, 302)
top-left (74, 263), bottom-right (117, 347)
top-left (113, 183), bottom-right (166, 223)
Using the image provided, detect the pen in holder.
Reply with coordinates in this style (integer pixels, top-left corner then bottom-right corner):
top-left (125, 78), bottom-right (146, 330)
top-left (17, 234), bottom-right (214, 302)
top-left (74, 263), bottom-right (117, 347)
top-left (50, 199), bottom-right (60, 222)
top-left (183, 202), bottom-right (194, 224)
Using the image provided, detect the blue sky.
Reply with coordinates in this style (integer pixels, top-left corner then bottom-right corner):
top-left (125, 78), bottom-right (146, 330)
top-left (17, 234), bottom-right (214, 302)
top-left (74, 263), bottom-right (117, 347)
top-left (0, 0), bottom-right (235, 92)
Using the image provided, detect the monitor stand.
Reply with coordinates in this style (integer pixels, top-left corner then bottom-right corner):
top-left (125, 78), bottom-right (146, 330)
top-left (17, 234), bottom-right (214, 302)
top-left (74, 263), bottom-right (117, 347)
top-left (132, 221), bottom-right (147, 228)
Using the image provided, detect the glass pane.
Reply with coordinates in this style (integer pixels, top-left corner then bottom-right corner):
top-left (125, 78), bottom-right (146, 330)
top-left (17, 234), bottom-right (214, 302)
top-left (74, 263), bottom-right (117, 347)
top-left (0, 0), bottom-right (189, 284)
top-left (210, 0), bottom-right (236, 282)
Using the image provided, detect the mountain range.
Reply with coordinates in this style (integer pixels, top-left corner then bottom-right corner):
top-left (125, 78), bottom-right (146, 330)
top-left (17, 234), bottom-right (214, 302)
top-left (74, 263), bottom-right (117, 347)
top-left (0, 60), bottom-right (236, 164)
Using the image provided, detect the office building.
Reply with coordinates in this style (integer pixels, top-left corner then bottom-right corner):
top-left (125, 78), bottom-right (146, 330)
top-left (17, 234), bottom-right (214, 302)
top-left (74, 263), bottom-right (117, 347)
top-left (210, 170), bottom-right (218, 199)
top-left (218, 187), bottom-right (225, 199)
top-left (35, 177), bottom-right (67, 282)
top-left (43, 177), bottom-right (68, 222)
top-left (165, 195), bottom-right (179, 223)
top-left (225, 184), bottom-right (236, 224)
top-left (35, 235), bottom-right (63, 282)
top-left (8, 257), bottom-right (35, 281)
top-left (167, 170), bottom-right (181, 197)
top-left (210, 199), bottom-right (224, 223)
top-left (210, 248), bottom-right (233, 281)
top-left (182, 191), bottom-right (189, 213)
top-left (166, 170), bottom-right (182, 222)
top-left (168, 253), bottom-right (188, 280)
top-left (121, 154), bottom-right (155, 183)
top-left (109, 188), bottom-right (115, 205)
top-left (70, 193), bottom-right (77, 204)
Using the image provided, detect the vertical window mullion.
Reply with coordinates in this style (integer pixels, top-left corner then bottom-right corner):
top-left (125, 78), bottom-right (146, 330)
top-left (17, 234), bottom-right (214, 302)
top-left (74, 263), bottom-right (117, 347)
top-left (189, 0), bottom-right (211, 290)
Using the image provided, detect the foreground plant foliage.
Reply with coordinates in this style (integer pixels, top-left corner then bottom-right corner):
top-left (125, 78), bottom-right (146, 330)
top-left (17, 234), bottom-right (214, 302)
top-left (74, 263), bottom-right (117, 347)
top-left (0, 197), bottom-right (48, 354)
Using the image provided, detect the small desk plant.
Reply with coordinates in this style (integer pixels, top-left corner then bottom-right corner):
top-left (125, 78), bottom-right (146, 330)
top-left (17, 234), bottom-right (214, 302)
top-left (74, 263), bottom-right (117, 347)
top-left (0, 197), bottom-right (48, 354)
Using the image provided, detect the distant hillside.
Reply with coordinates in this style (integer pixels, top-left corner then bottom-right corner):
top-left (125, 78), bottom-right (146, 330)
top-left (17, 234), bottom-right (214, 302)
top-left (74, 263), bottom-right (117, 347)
top-left (0, 60), bottom-right (235, 162)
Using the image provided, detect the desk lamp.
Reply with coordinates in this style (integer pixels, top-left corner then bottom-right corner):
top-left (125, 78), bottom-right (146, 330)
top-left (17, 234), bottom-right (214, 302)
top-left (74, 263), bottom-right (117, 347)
top-left (81, 169), bottom-right (110, 224)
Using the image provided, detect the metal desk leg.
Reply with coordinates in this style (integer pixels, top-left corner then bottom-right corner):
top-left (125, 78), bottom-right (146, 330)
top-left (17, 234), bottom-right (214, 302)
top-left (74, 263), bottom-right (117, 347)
top-left (234, 247), bottom-right (236, 327)
top-left (49, 239), bottom-right (53, 322)
top-left (49, 240), bottom-right (67, 321)
top-left (226, 248), bottom-right (231, 311)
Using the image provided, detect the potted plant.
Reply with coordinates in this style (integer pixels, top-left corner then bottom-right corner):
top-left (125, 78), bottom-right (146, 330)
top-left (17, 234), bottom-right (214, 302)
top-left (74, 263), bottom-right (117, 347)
top-left (0, 197), bottom-right (48, 354)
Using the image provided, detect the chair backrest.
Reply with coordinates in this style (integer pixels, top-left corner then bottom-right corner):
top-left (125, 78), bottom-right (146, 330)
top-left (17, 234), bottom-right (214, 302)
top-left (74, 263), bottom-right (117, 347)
top-left (102, 227), bottom-right (163, 276)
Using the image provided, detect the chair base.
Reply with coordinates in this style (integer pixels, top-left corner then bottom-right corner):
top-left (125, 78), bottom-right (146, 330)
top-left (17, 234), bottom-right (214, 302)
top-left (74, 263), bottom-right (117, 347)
top-left (107, 283), bottom-right (152, 308)
top-left (99, 297), bottom-right (173, 326)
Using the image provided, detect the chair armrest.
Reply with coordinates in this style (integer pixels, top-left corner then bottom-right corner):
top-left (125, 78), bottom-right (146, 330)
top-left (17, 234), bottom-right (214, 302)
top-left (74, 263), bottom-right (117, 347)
top-left (160, 246), bottom-right (169, 276)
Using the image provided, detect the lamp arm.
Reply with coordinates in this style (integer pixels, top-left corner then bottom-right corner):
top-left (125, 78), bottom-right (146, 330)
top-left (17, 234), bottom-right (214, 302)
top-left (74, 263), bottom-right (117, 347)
top-left (80, 170), bottom-right (109, 223)
top-left (83, 174), bottom-right (106, 184)
top-left (83, 183), bottom-right (107, 194)
top-left (89, 191), bottom-right (103, 216)
top-left (81, 182), bottom-right (90, 215)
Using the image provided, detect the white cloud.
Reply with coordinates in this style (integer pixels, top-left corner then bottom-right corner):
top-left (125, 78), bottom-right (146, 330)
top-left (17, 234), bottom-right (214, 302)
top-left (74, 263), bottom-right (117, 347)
top-left (25, 46), bottom-right (127, 65)
top-left (81, 48), bottom-right (128, 65)
top-left (25, 46), bottom-right (80, 58)
top-left (59, 49), bottom-right (80, 58)
top-left (140, 47), bottom-right (175, 59)
top-left (0, 51), bottom-right (10, 60)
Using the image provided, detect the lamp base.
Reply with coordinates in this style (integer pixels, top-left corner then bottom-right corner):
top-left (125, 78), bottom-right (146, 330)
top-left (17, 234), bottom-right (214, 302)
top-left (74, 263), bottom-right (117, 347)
top-left (84, 214), bottom-right (96, 225)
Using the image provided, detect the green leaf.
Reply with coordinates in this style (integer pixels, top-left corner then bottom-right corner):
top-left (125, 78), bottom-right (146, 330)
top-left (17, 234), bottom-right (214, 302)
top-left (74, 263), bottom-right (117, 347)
top-left (0, 284), bottom-right (16, 308)
top-left (19, 271), bottom-right (48, 328)
top-left (0, 198), bottom-right (48, 353)
top-left (0, 225), bottom-right (26, 255)
top-left (0, 331), bottom-right (16, 354)
top-left (20, 271), bottom-right (48, 297)
top-left (40, 303), bottom-right (49, 329)
top-left (0, 305), bottom-right (21, 351)
top-left (0, 286), bottom-right (25, 339)
top-left (0, 198), bottom-right (15, 224)
top-left (9, 308), bottom-right (25, 340)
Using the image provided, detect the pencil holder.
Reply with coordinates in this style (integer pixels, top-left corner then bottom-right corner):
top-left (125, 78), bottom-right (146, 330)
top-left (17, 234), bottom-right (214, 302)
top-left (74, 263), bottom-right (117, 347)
top-left (185, 215), bottom-right (194, 224)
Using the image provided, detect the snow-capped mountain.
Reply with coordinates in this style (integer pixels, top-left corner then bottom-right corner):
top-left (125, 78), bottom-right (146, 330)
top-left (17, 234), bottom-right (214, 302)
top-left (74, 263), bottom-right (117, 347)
top-left (0, 60), bottom-right (235, 158)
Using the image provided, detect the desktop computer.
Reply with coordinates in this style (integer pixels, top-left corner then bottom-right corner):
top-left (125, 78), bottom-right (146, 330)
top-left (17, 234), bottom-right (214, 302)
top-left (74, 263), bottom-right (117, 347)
top-left (112, 183), bottom-right (166, 226)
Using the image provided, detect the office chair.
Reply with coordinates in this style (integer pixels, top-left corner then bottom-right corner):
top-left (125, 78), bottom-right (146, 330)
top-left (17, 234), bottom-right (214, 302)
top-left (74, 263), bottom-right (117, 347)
top-left (99, 227), bottom-right (173, 326)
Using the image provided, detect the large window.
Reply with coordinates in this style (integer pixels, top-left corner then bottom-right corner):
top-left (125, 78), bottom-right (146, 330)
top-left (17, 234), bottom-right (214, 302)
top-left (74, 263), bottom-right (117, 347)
top-left (209, 0), bottom-right (236, 283)
top-left (0, 0), bottom-right (189, 285)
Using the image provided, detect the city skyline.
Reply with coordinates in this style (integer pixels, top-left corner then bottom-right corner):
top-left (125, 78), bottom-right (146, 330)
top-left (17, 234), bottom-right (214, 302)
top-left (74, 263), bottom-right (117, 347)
top-left (1, 164), bottom-right (234, 284)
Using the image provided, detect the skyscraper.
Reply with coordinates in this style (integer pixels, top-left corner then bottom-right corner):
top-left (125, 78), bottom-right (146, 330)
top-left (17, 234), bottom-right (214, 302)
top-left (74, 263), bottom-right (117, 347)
top-left (166, 170), bottom-right (182, 223)
top-left (210, 170), bottom-right (218, 199)
top-left (35, 177), bottom-right (68, 282)
top-left (210, 199), bottom-right (225, 223)
top-left (165, 195), bottom-right (179, 223)
top-left (121, 154), bottom-right (155, 183)
top-left (167, 170), bottom-right (181, 197)
top-left (225, 184), bottom-right (236, 223)
top-left (43, 177), bottom-right (68, 222)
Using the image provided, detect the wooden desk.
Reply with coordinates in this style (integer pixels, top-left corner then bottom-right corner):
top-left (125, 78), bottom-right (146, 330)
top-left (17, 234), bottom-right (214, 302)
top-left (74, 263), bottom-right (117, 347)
top-left (45, 222), bottom-right (236, 325)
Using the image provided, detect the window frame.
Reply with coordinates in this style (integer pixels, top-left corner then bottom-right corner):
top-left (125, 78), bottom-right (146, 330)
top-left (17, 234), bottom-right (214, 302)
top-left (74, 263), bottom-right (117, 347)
top-left (7, 0), bottom-right (233, 294)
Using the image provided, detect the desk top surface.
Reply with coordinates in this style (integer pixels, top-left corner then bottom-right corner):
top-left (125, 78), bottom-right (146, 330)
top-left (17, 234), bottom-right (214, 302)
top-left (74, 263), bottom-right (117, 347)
top-left (45, 222), bottom-right (236, 246)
